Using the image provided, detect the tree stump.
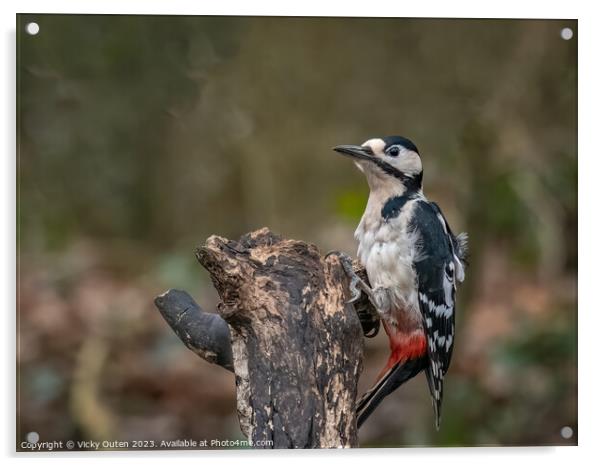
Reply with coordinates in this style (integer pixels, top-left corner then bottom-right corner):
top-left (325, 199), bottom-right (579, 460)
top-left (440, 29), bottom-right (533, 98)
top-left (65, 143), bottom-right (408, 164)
top-left (154, 228), bottom-right (367, 448)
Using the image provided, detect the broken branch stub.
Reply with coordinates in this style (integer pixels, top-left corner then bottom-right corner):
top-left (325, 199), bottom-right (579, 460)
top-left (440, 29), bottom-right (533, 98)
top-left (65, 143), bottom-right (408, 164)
top-left (154, 289), bottom-right (234, 372)
top-left (195, 228), bottom-right (364, 448)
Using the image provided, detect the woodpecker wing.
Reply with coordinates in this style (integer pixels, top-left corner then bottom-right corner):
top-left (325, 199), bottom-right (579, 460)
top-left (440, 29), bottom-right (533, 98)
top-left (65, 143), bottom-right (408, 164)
top-left (410, 200), bottom-right (461, 428)
top-left (430, 201), bottom-right (469, 271)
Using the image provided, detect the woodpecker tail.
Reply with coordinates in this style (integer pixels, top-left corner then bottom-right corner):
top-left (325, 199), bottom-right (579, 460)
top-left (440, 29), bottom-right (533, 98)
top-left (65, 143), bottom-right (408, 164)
top-left (356, 356), bottom-right (427, 428)
top-left (425, 369), bottom-right (443, 430)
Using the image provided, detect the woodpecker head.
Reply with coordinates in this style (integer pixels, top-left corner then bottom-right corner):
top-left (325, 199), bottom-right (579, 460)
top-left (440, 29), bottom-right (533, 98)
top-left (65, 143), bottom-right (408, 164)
top-left (333, 136), bottom-right (423, 193)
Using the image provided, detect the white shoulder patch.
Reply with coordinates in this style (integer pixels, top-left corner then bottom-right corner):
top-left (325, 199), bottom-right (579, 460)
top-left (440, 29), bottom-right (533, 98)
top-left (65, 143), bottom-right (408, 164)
top-left (453, 255), bottom-right (465, 283)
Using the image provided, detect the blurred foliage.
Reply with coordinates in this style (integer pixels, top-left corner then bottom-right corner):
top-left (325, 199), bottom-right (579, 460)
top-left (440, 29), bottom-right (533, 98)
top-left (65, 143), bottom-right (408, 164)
top-left (17, 15), bottom-right (576, 448)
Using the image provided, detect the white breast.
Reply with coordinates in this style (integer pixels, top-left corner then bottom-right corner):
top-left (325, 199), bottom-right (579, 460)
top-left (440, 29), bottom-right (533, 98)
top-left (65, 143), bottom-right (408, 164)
top-left (355, 201), bottom-right (420, 316)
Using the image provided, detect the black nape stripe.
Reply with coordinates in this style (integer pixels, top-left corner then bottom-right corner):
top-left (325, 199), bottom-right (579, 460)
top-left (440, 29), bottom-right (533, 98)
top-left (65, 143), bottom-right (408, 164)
top-left (371, 158), bottom-right (423, 192)
top-left (381, 193), bottom-right (417, 220)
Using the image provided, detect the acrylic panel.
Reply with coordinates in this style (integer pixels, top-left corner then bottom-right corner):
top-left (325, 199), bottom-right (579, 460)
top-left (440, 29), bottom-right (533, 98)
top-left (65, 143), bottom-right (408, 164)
top-left (17, 14), bottom-right (577, 450)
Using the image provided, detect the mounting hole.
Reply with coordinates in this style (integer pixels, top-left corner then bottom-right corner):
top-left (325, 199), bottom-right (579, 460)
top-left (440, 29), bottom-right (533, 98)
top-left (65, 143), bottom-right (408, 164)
top-left (560, 426), bottom-right (573, 439)
top-left (560, 27), bottom-right (573, 40)
top-left (25, 22), bottom-right (40, 36)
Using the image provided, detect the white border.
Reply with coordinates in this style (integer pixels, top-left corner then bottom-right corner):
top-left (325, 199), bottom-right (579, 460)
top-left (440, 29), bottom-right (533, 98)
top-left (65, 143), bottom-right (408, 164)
top-left (3, 1), bottom-right (600, 465)
top-left (5, 0), bottom-right (582, 18)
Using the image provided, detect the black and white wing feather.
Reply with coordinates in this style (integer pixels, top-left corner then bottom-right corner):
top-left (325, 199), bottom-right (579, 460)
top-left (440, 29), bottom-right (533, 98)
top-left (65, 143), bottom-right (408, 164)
top-left (410, 200), bottom-right (466, 429)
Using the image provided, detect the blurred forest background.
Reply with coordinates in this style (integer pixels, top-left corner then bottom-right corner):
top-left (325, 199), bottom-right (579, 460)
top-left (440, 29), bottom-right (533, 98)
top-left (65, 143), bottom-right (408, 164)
top-left (17, 15), bottom-right (577, 448)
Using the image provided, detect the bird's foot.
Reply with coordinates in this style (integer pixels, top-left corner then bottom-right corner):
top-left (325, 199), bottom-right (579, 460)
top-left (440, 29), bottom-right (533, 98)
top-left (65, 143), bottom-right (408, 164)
top-left (325, 250), bottom-right (381, 338)
top-left (325, 251), bottom-right (366, 304)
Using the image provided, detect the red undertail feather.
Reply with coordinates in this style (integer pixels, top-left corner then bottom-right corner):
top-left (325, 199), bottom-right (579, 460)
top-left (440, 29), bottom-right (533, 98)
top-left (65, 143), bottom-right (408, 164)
top-left (378, 324), bottom-right (428, 379)
top-left (356, 323), bottom-right (428, 428)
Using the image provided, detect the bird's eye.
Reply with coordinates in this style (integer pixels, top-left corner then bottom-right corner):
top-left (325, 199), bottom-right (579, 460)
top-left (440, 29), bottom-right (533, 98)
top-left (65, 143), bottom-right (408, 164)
top-left (388, 146), bottom-right (400, 157)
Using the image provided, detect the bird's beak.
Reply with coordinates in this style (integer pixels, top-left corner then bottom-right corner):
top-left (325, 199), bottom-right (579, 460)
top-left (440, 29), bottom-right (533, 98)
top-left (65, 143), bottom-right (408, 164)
top-left (333, 144), bottom-right (374, 161)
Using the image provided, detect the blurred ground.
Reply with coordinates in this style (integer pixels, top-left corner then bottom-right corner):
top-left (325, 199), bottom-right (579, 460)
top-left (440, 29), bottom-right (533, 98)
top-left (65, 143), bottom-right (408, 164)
top-left (17, 15), bottom-right (577, 448)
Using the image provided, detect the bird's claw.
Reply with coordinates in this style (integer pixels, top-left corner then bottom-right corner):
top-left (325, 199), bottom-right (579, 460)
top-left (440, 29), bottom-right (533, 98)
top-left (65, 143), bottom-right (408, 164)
top-left (326, 250), bottom-right (361, 301)
top-left (326, 250), bottom-right (377, 305)
top-left (346, 281), bottom-right (362, 304)
top-left (326, 250), bottom-right (381, 337)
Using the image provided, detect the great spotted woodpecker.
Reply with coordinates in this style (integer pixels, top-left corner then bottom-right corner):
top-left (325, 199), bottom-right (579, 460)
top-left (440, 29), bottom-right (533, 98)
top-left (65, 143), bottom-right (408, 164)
top-left (333, 136), bottom-right (468, 429)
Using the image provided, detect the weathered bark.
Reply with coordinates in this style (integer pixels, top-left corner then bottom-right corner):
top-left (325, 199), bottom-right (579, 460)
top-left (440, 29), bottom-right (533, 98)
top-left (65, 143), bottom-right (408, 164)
top-left (154, 227), bottom-right (367, 448)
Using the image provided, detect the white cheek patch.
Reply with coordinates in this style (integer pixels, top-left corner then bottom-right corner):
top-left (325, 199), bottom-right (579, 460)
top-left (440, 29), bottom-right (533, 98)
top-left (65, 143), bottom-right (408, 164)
top-left (394, 150), bottom-right (422, 175)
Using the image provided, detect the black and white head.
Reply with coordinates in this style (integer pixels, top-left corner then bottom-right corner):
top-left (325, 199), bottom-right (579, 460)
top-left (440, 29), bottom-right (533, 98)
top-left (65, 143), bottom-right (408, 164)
top-left (333, 136), bottom-right (423, 193)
